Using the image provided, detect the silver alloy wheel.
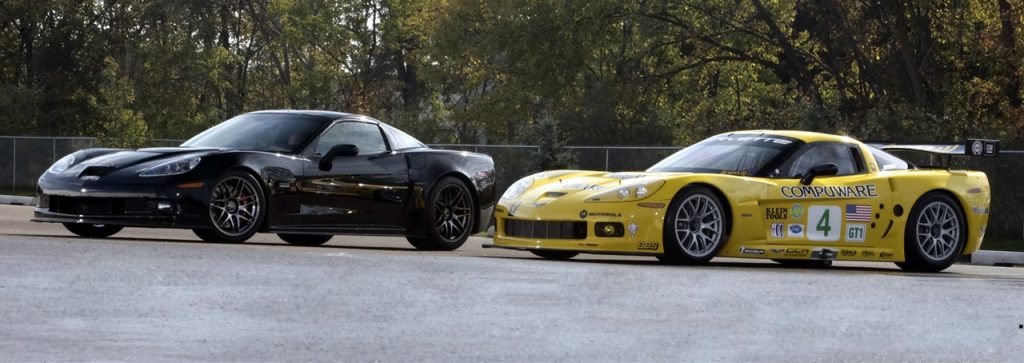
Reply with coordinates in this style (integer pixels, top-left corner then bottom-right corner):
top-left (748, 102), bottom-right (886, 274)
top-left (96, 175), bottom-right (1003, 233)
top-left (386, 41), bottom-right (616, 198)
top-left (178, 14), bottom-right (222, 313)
top-left (914, 201), bottom-right (960, 261)
top-left (673, 193), bottom-right (724, 257)
top-left (209, 176), bottom-right (261, 237)
top-left (434, 184), bottom-right (471, 241)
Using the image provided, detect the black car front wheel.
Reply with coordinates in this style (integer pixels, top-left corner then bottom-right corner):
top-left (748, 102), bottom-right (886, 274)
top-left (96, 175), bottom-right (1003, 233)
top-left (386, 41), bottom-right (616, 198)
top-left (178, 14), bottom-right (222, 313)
top-left (193, 170), bottom-right (267, 243)
top-left (407, 177), bottom-right (475, 251)
top-left (63, 223), bottom-right (123, 238)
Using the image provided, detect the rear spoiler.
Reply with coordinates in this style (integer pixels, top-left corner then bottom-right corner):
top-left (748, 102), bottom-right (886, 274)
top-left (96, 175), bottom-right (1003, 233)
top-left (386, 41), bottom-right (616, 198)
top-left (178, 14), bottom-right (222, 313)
top-left (868, 139), bottom-right (999, 169)
top-left (870, 139), bottom-right (1000, 157)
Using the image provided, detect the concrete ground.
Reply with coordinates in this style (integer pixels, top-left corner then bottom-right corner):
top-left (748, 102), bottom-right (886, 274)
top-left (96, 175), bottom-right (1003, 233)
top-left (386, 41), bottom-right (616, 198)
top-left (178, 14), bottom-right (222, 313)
top-left (1, 204), bottom-right (1023, 362)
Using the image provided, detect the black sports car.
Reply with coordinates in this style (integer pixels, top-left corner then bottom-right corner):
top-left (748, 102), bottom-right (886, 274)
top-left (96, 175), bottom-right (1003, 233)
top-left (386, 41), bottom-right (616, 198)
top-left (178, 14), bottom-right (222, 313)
top-left (33, 110), bottom-right (496, 250)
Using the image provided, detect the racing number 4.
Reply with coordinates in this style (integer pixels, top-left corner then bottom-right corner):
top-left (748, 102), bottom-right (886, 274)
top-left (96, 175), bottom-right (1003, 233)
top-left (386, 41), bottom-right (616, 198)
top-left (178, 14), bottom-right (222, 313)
top-left (816, 209), bottom-right (831, 237)
top-left (807, 206), bottom-right (841, 242)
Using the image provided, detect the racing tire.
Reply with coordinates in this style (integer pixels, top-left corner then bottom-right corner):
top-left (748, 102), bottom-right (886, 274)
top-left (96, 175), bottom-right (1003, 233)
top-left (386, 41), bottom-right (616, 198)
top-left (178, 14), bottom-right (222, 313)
top-left (192, 170), bottom-right (267, 244)
top-left (407, 177), bottom-right (475, 251)
top-left (896, 192), bottom-right (966, 273)
top-left (661, 185), bottom-right (729, 265)
top-left (772, 259), bottom-right (832, 268)
top-left (278, 233), bottom-right (332, 246)
top-left (63, 223), bottom-right (123, 238)
top-left (530, 250), bottom-right (579, 260)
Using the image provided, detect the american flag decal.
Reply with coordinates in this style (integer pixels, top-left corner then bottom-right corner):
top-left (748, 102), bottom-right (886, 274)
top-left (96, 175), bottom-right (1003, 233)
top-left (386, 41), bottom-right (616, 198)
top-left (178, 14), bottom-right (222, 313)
top-left (846, 204), bottom-right (872, 222)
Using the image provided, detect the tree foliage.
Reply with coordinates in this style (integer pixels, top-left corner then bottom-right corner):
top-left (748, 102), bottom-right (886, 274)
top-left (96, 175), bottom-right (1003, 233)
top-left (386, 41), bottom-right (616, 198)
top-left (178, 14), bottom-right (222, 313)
top-left (0, 0), bottom-right (1020, 146)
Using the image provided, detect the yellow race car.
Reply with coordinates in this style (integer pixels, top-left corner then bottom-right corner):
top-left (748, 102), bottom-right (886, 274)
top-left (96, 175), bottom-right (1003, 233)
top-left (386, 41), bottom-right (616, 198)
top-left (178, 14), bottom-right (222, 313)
top-left (486, 131), bottom-right (997, 272)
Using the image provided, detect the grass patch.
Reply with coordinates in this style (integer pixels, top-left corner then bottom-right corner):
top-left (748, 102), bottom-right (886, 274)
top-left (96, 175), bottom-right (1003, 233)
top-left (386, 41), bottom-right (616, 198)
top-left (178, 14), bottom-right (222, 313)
top-left (981, 238), bottom-right (1024, 252)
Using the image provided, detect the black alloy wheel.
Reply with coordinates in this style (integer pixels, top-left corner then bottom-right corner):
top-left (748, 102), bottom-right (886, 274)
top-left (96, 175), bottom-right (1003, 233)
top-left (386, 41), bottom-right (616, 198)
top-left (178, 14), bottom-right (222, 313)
top-left (406, 177), bottom-right (474, 251)
top-left (193, 170), bottom-right (267, 243)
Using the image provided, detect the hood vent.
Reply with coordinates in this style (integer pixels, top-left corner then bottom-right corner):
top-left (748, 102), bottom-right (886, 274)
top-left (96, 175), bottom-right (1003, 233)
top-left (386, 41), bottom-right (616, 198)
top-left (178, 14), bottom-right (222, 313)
top-left (80, 166), bottom-right (117, 178)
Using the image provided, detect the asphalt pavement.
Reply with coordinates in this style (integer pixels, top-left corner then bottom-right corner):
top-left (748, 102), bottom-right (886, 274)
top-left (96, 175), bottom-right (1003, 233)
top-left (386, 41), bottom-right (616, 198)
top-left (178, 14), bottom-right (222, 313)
top-left (1, 204), bottom-right (1023, 362)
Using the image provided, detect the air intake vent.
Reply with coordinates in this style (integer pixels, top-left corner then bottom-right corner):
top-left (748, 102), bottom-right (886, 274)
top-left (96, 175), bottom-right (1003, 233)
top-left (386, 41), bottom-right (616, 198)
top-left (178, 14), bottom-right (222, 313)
top-left (504, 219), bottom-right (587, 239)
top-left (80, 166), bottom-right (117, 177)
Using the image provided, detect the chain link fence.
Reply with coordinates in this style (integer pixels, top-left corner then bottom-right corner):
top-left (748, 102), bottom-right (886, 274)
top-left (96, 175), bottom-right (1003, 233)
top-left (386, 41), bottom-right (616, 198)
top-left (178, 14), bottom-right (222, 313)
top-left (2, 136), bottom-right (1022, 239)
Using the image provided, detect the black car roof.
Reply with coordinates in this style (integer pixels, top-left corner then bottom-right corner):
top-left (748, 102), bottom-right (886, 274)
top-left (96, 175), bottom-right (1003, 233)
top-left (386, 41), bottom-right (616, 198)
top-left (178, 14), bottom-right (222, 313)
top-left (247, 110), bottom-right (381, 124)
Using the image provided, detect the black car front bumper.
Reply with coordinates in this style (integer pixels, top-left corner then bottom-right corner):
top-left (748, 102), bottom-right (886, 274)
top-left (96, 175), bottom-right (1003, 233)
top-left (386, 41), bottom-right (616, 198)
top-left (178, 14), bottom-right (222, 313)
top-left (33, 178), bottom-right (210, 229)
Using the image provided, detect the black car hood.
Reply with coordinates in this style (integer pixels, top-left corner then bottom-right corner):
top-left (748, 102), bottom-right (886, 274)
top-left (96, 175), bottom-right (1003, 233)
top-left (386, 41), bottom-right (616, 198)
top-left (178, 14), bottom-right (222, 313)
top-left (64, 147), bottom-right (225, 176)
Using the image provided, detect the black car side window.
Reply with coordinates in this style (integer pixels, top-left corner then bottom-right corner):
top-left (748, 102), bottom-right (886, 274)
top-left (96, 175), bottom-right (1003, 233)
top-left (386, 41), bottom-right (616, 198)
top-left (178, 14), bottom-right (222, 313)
top-left (316, 122), bottom-right (387, 155)
top-left (774, 142), bottom-right (860, 178)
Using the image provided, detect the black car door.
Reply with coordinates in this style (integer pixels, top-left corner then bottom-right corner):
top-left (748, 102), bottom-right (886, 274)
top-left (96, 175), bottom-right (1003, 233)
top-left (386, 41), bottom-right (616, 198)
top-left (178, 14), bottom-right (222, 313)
top-left (295, 120), bottom-right (411, 231)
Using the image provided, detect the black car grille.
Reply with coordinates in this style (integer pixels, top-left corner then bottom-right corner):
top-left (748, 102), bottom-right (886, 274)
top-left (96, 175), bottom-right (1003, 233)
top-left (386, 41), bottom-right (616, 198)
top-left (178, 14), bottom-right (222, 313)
top-left (504, 219), bottom-right (587, 239)
top-left (47, 196), bottom-right (158, 215)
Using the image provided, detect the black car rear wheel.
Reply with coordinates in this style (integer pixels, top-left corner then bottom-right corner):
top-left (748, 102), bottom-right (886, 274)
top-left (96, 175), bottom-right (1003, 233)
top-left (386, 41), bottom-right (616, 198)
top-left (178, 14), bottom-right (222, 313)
top-left (193, 170), bottom-right (266, 243)
top-left (278, 233), bottom-right (332, 246)
top-left (63, 223), bottom-right (123, 238)
top-left (407, 177), bottom-right (474, 251)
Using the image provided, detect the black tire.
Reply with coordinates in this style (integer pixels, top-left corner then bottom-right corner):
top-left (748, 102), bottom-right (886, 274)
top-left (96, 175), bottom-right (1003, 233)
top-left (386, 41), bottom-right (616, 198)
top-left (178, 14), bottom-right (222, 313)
top-left (278, 233), bottom-right (332, 246)
top-left (407, 177), bottom-right (475, 251)
top-left (192, 170), bottom-right (267, 243)
top-left (661, 185), bottom-right (729, 265)
top-left (530, 250), bottom-right (579, 260)
top-left (772, 259), bottom-right (832, 268)
top-left (63, 223), bottom-right (123, 238)
top-left (896, 192), bottom-right (966, 273)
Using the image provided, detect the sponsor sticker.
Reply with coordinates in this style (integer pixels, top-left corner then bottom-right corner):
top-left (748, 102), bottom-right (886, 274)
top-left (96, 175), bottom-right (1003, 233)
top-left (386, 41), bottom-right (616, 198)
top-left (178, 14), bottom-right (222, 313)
top-left (840, 249), bottom-right (857, 257)
top-left (879, 251), bottom-right (894, 260)
top-left (781, 248), bottom-right (809, 257)
top-left (580, 210), bottom-right (621, 219)
top-left (845, 224), bottom-right (867, 242)
top-left (765, 207), bottom-right (788, 220)
top-left (780, 184), bottom-right (879, 199)
top-left (770, 223), bottom-right (784, 238)
top-left (846, 204), bottom-right (872, 222)
top-left (787, 224), bottom-right (804, 238)
top-left (791, 204), bottom-right (804, 218)
top-left (861, 250), bottom-right (876, 258)
top-left (740, 247), bottom-right (766, 256)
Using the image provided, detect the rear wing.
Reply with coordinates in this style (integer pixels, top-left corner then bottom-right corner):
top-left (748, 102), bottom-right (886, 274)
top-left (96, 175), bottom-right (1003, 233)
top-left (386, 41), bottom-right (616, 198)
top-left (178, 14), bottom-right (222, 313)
top-left (871, 139), bottom-right (999, 157)
top-left (868, 139), bottom-right (999, 169)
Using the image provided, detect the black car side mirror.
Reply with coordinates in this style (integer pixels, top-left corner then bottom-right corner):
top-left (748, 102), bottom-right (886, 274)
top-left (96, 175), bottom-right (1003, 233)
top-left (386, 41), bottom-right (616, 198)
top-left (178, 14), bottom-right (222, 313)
top-left (319, 144), bottom-right (359, 171)
top-left (799, 163), bottom-right (839, 185)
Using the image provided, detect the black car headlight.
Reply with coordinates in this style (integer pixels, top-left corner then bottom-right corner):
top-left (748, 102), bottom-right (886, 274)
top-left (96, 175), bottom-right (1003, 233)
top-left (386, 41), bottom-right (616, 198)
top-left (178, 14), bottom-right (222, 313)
top-left (47, 154), bottom-right (75, 174)
top-left (139, 156), bottom-right (201, 177)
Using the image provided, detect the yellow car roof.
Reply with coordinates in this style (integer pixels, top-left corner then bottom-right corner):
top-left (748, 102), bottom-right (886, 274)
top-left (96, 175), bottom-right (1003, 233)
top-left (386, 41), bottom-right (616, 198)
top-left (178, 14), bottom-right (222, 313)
top-left (728, 130), bottom-right (859, 144)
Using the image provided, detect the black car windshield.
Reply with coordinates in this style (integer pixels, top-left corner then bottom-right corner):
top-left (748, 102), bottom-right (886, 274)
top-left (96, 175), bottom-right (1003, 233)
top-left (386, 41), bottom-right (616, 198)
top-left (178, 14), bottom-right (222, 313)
top-left (647, 134), bottom-right (799, 176)
top-left (182, 113), bottom-right (326, 153)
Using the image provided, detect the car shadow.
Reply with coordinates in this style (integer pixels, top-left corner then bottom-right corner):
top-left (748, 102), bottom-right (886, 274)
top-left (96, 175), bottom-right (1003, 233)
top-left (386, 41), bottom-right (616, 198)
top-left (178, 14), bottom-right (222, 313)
top-left (3, 233), bottom-right (422, 252)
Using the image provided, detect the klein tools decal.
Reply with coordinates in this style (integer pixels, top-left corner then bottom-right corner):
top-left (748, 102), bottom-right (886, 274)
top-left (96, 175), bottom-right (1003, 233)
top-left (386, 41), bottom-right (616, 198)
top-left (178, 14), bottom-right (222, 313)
top-left (765, 207), bottom-right (788, 220)
top-left (780, 184), bottom-right (878, 199)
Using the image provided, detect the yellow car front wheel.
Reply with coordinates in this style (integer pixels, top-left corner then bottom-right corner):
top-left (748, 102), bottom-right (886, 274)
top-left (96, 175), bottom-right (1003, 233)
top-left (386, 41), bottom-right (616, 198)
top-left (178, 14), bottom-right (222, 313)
top-left (661, 185), bottom-right (729, 265)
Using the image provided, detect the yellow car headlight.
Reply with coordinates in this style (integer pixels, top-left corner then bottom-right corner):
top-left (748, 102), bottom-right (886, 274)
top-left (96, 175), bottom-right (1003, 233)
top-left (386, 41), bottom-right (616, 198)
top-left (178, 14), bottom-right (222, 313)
top-left (585, 180), bottom-right (665, 202)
